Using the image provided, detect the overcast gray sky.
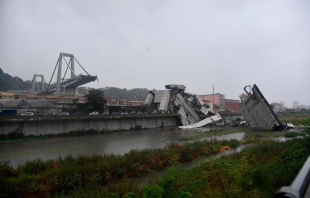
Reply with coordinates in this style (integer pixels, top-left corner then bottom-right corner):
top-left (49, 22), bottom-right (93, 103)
top-left (1, 0), bottom-right (309, 107)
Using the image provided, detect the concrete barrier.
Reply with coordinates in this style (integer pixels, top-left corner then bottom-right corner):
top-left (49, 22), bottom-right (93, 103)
top-left (219, 112), bottom-right (244, 122)
top-left (0, 114), bottom-right (179, 136)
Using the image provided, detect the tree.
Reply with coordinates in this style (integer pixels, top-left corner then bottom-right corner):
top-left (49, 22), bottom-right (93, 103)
top-left (0, 68), bottom-right (32, 91)
top-left (85, 89), bottom-right (106, 112)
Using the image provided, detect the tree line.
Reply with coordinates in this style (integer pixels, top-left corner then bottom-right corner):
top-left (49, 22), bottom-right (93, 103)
top-left (0, 68), bottom-right (151, 100)
top-left (101, 87), bottom-right (150, 100)
top-left (0, 68), bottom-right (32, 91)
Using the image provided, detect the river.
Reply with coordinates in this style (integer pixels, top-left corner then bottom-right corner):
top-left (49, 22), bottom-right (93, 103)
top-left (0, 127), bottom-right (246, 167)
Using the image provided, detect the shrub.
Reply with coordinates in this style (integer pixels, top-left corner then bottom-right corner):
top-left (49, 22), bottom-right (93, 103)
top-left (143, 184), bottom-right (164, 198)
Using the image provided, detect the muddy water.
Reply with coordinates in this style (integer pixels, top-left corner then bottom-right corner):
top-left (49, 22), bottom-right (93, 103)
top-left (0, 127), bottom-right (246, 167)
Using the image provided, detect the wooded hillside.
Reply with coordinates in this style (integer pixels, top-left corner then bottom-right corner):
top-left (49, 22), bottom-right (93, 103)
top-left (0, 68), bottom-right (32, 91)
top-left (102, 87), bottom-right (150, 100)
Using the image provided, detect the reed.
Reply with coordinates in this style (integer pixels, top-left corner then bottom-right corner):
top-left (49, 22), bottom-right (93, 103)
top-left (0, 138), bottom-right (242, 197)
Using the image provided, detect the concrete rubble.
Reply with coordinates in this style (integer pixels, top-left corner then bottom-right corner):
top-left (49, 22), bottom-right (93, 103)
top-left (143, 83), bottom-right (289, 131)
top-left (143, 84), bottom-right (222, 128)
top-left (239, 84), bottom-right (285, 131)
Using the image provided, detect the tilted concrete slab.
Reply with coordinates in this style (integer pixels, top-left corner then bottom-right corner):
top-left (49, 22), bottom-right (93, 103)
top-left (240, 84), bottom-right (284, 130)
top-left (178, 113), bottom-right (222, 129)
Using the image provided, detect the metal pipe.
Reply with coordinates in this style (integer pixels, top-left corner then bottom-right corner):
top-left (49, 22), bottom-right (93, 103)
top-left (292, 156), bottom-right (310, 197)
top-left (274, 156), bottom-right (310, 198)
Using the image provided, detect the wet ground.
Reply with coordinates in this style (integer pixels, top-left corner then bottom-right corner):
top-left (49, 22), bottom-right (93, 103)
top-left (0, 127), bottom-right (247, 167)
top-left (135, 143), bottom-right (257, 187)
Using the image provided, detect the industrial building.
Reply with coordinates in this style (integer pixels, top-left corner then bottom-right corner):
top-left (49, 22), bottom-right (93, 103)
top-left (1, 99), bottom-right (62, 115)
top-left (198, 93), bottom-right (226, 111)
top-left (198, 93), bottom-right (241, 112)
top-left (0, 92), bottom-right (14, 100)
top-left (225, 99), bottom-right (241, 112)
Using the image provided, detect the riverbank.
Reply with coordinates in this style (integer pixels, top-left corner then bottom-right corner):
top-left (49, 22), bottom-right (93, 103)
top-left (55, 134), bottom-right (310, 198)
top-left (1, 128), bottom-right (309, 198)
top-left (1, 114), bottom-right (309, 197)
top-left (0, 114), bottom-right (178, 136)
top-left (0, 129), bottom-right (115, 142)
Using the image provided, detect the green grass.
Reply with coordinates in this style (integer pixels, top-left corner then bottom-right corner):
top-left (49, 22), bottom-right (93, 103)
top-left (0, 138), bottom-right (242, 197)
top-left (53, 136), bottom-right (310, 198)
top-left (278, 114), bottom-right (310, 126)
top-left (179, 127), bottom-right (251, 141)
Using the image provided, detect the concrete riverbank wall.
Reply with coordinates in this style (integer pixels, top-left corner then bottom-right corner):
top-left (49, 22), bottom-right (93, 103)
top-left (0, 114), bottom-right (179, 136)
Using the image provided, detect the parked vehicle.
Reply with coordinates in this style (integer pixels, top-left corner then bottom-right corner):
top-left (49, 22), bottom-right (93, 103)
top-left (0, 109), bottom-right (17, 116)
top-left (45, 112), bottom-right (56, 116)
top-left (59, 112), bottom-right (69, 115)
top-left (21, 112), bottom-right (34, 116)
top-left (89, 111), bottom-right (99, 115)
top-left (73, 112), bottom-right (83, 115)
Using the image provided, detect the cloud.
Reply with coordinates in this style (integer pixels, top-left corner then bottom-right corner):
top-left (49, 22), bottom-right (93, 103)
top-left (0, 0), bottom-right (309, 107)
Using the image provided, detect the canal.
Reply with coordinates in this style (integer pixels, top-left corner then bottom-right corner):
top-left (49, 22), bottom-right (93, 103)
top-left (0, 127), bottom-right (246, 167)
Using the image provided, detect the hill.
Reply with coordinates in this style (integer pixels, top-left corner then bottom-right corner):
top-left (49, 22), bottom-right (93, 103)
top-left (102, 87), bottom-right (150, 100)
top-left (0, 68), bottom-right (32, 91)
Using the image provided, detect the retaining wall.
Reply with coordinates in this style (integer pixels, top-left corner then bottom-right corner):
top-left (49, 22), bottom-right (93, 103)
top-left (219, 112), bottom-right (244, 122)
top-left (0, 114), bottom-right (179, 136)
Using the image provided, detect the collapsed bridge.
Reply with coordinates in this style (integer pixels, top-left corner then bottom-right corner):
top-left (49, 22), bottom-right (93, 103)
top-left (143, 84), bottom-right (222, 128)
top-left (239, 84), bottom-right (285, 131)
top-left (32, 53), bottom-right (97, 97)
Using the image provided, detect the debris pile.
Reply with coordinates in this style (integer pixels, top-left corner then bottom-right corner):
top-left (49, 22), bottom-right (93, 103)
top-left (144, 84), bottom-right (222, 128)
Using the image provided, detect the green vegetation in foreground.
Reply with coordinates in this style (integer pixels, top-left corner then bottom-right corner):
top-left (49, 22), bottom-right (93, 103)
top-left (278, 113), bottom-right (310, 126)
top-left (1, 128), bottom-right (309, 198)
top-left (56, 133), bottom-right (310, 198)
top-left (0, 138), bottom-right (240, 197)
top-left (179, 127), bottom-right (252, 141)
top-left (143, 138), bottom-right (310, 198)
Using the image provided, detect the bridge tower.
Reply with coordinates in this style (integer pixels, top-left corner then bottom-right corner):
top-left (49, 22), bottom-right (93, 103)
top-left (55, 53), bottom-right (76, 96)
top-left (37, 53), bottom-right (97, 97)
top-left (32, 74), bottom-right (47, 94)
top-left (41, 52), bottom-right (97, 97)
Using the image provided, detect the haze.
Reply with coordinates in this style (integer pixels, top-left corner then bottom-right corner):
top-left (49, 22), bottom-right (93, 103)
top-left (0, 0), bottom-right (309, 107)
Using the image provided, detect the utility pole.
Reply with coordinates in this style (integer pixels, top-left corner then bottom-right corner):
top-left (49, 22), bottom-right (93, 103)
top-left (139, 92), bottom-right (141, 105)
top-left (212, 85), bottom-right (214, 111)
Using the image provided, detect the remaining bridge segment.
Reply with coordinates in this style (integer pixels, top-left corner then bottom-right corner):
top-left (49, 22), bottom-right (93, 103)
top-left (39, 53), bottom-right (97, 97)
top-left (239, 84), bottom-right (284, 130)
